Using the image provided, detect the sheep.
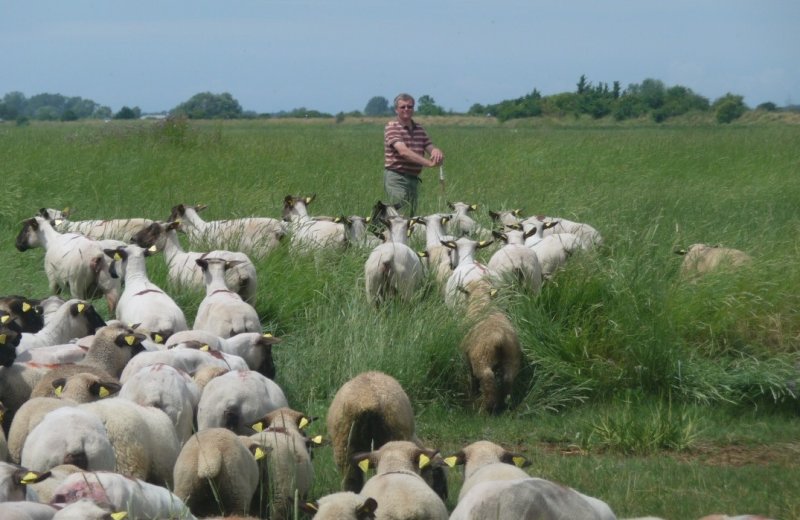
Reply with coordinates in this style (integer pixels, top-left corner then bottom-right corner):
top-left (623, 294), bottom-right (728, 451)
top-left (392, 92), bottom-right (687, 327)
top-left (248, 407), bottom-right (316, 519)
top-left (130, 220), bottom-right (257, 303)
top-left (487, 227), bottom-right (543, 294)
top-left (78, 398), bottom-right (180, 487)
top-left (354, 440), bottom-right (449, 520)
top-left (0, 500), bottom-right (57, 519)
top-left (300, 492), bottom-right (378, 520)
top-left (173, 428), bottom-right (264, 518)
top-left (104, 244), bottom-right (188, 342)
top-left (168, 203), bottom-right (285, 258)
top-left (676, 243), bottom-right (752, 277)
top-left (488, 208), bottom-right (524, 228)
top-left (525, 227), bottom-right (583, 280)
top-left (459, 281), bottom-right (523, 414)
top-left (15, 217), bottom-right (121, 312)
top-left (1, 313), bottom-right (23, 367)
top-left (165, 330), bottom-right (280, 379)
top-left (326, 371), bottom-right (447, 499)
top-left (29, 322), bottom-right (147, 400)
top-left (450, 477), bottom-right (616, 520)
top-left (24, 464), bottom-right (84, 505)
top-left (442, 236), bottom-right (496, 308)
top-left (0, 403), bottom-right (8, 461)
top-left (0, 295), bottom-right (44, 333)
top-left (416, 213), bottom-right (456, 288)
top-left (193, 258), bottom-right (261, 338)
top-left (197, 369), bottom-right (288, 435)
top-left (50, 499), bottom-right (126, 520)
top-left (0, 461), bottom-right (52, 502)
top-left (50, 471), bottom-right (196, 519)
top-left (341, 215), bottom-right (381, 249)
top-left (118, 363), bottom-right (200, 444)
top-left (0, 363), bottom-right (50, 429)
top-left (38, 207), bottom-right (153, 243)
top-left (21, 407), bottom-right (116, 473)
top-left (16, 300), bottom-right (105, 354)
top-left (364, 216), bottom-right (424, 306)
top-left (443, 440), bottom-right (530, 501)
top-left (448, 201), bottom-right (491, 239)
top-left (118, 345), bottom-right (248, 384)
top-left (282, 194), bottom-right (347, 250)
top-left (521, 213), bottom-right (604, 249)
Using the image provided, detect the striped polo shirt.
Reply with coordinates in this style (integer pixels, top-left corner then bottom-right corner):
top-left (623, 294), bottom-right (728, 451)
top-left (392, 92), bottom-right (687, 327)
top-left (384, 119), bottom-right (433, 176)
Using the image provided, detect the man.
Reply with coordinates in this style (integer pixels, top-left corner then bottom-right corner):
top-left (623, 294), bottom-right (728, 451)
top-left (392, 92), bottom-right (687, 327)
top-left (383, 93), bottom-right (445, 216)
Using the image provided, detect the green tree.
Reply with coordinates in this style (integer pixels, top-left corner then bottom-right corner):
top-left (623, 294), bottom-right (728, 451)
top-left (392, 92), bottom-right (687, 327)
top-left (114, 106), bottom-right (139, 119)
top-left (60, 109), bottom-right (78, 121)
top-left (756, 101), bottom-right (777, 111)
top-left (364, 96), bottom-right (390, 116)
top-left (417, 95), bottom-right (445, 116)
top-left (713, 93), bottom-right (747, 123)
top-left (173, 92), bottom-right (243, 119)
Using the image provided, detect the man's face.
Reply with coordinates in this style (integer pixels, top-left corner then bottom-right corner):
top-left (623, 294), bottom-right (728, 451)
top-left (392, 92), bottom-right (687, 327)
top-left (395, 100), bottom-right (415, 123)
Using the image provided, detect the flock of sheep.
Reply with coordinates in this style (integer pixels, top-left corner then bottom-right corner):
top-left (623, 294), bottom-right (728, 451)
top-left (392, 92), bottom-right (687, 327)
top-left (0, 197), bottom-right (757, 520)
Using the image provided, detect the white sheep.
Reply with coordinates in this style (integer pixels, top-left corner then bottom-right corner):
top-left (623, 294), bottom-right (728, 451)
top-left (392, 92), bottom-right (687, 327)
top-left (448, 201), bottom-right (491, 239)
top-left (118, 345), bottom-right (248, 384)
top-left (118, 363), bottom-right (200, 444)
top-left (173, 428), bottom-right (264, 518)
top-left (450, 477), bottom-right (616, 520)
top-left (50, 471), bottom-right (196, 520)
top-left (197, 369), bottom-right (288, 434)
top-left (443, 440), bottom-right (531, 501)
top-left (326, 371), bottom-right (447, 499)
top-left (488, 208), bottom-right (524, 228)
top-left (0, 500), bottom-right (57, 519)
top-left (282, 194), bottom-right (347, 250)
top-left (341, 215), bottom-right (381, 249)
top-left (168, 203), bottom-right (286, 258)
top-left (355, 440), bottom-right (449, 520)
top-left (521, 213), bottom-right (603, 249)
top-left (21, 407), bottom-right (116, 473)
top-left (0, 461), bottom-right (52, 502)
top-left (166, 330), bottom-right (280, 379)
top-left (364, 217), bottom-right (424, 306)
top-left (104, 244), bottom-right (188, 342)
top-left (442, 237), bottom-right (496, 308)
top-left (16, 300), bottom-right (105, 354)
top-left (487, 228), bottom-right (543, 294)
top-left (15, 217), bottom-right (121, 312)
top-left (0, 363), bottom-right (50, 426)
top-left (416, 213), bottom-right (456, 288)
top-left (524, 225), bottom-right (583, 279)
top-left (50, 499), bottom-right (125, 520)
top-left (676, 243), bottom-right (752, 277)
top-left (300, 492), bottom-right (377, 520)
top-left (130, 220), bottom-right (258, 303)
top-left (38, 207), bottom-right (153, 243)
top-left (193, 258), bottom-right (262, 338)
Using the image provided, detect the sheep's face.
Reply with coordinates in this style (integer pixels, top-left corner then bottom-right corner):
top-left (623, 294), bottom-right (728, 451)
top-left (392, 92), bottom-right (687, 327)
top-left (130, 222), bottom-right (165, 249)
top-left (0, 324), bottom-right (21, 367)
top-left (15, 218), bottom-right (41, 252)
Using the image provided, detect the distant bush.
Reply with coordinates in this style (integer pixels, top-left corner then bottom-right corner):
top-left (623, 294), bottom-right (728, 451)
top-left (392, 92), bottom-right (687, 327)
top-left (713, 93), bottom-right (747, 124)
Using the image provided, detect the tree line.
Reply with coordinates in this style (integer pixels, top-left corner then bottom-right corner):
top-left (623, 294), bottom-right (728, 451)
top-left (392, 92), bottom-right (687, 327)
top-left (1, 76), bottom-right (793, 125)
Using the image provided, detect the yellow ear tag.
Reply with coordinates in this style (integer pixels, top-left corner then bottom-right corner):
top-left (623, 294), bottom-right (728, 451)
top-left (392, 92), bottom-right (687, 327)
top-left (22, 302), bottom-right (31, 312)
top-left (419, 454), bottom-right (431, 469)
top-left (77, 303), bottom-right (85, 313)
top-left (254, 447), bottom-right (267, 461)
top-left (310, 435), bottom-right (323, 445)
top-left (358, 459), bottom-right (371, 473)
top-left (0, 314), bottom-right (8, 323)
top-left (54, 386), bottom-right (63, 397)
top-left (305, 197), bottom-right (313, 204)
top-left (99, 386), bottom-right (110, 398)
top-left (443, 456), bottom-right (459, 468)
top-left (114, 253), bottom-right (122, 261)
top-left (0, 410), bottom-right (4, 422)
top-left (299, 417), bottom-right (309, 430)
top-left (251, 422), bottom-right (264, 433)
top-left (124, 335), bottom-right (136, 346)
top-left (0, 334), bottom-right (6, 345)
top-left (200, 344), bottom-right (210, 352)
top-left (111, 512), bottom-right (128, 520)
top-left (305, 502), bottom-right (319, 512)
top-left (263, 333), bottom-right (273, 338)
top-left (512, 456), bottom-right (526, 467)
top-left (20, 472), bottom-right (39, 484)
top-left (148, 245), bottom-right (157, 253)
top-left (55, 219), bottom-right (64, 226)
top-left (153, 333), bottom-right (164, 344)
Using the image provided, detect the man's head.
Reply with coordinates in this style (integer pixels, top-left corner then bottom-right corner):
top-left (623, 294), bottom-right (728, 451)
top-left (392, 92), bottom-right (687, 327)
top-left (394, 93), bottom-right (415, 122)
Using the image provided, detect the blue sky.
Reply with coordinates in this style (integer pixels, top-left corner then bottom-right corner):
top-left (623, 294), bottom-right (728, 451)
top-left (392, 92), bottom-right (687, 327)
top-left (2, 1), bottom-right (797, 114)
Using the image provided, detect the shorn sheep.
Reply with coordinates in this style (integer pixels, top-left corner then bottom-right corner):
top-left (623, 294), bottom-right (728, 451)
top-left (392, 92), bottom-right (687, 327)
top-left (443, 440), bottom-right (530, 501)
top-left (38, 207), bottom-right (153, 243)
top-left (326, 371), bottom-right (447, 499)
top-left (442, 236), bottom-right (496, 308)
top-left (676, 243), bottom-right (752, 277)
top-left (193, 258), bottom-right (261, 338)
top-left (300, 492), bottom-right (377, 520)
top-left (363, 217), bottom-right (424, 306)
top-left (282, 194), bottom-right (347, 250)
top-left (487, 227), bottom-right (543, 294)
top-left (15, 216), bottom-right (121, 312)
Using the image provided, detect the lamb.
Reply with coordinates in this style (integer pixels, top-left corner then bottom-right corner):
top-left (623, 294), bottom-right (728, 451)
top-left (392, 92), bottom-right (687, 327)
top-left (676, 243), bottom-right (752, 277)
top-left (459, 281), bottom-right (524, 414)
top-left (38, 207), bottom-right (153, 243)
top-left (104, 244), bottom-right (188, 342)
top-left (364, 216), bottom-right (424, 306)
top-left (197, 369), bottom-right (288, 434)
top-left (442, 236), bottom-right (496, 308)
top-left (354, 441), bottom-right (449, 520)
top-left (168, 203), bottom-right (285, 258)
top-left (326, 371), bottom-right (447, 499)
top-left (130, 220), bottom-right (257, 303)
top-left (300, 492), bottom-right (378, 520)
top-left (0, 461), bottom-right (52, 502)
top-left (193, 258), bottom-right (261, 338)
top-left (0, 295), bottom-right (44, 333)
top-left (16, 300), bottom-right (105, 353)
top-left (50, 471), bottom-right (196, 519)
top-left (248, 407), bottom-right (316, 519)
top-left (487, 227), bottom-right (543, 294)
top-left (282, 194), bottom-right (347, 250)
top-left (118, 363), bottom-right (200, 444)
top-left (450, 477), bottom-right (616, 520)
top-left (15, 216), bottom-right (121, 312)
top-left (173, 428), bottom-right (264, 518)
top-left (78, 398), bottom-right (180, 487)
top-left (21, 407), bottom-right (116, 473)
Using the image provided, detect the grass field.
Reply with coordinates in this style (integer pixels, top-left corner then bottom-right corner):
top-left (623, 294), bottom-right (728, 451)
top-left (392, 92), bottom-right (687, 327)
top-left (1, 116), bottom-right (798, 519)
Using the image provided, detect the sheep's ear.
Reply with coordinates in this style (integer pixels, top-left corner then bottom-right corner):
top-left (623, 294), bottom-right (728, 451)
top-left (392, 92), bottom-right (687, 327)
top-left (250, 419), bottom-right (267, 433)
top-left (447, 201), bottom-right (455, 209)
top-left (250, 443), bottom-right (271, 461)
top-left (441, 240), bottom-right (456, 249)
top-left (51, 378), bottom-right (67, 396)
top-left (110, 512), bottom-right (128, 520)
top-left (365, 216), bottom-right (371, 223)
top-left (284, 195), bottom-right (295, 206)
top-left (70, 302), bottom-right (87, 316)
top-left (307, 434), bottom-right (324, 447)
top-left (62, 207), bottom-right (72, 218)
top-left (501, 451), bottom-right (530, 468)
top-left (358, 497), bottom-right (378, 518)
top-left (151, 332), bottom-right (165, 344)
top-left (443, 451), bottom-right (465, 468)
top-left (144, 245), bottom-right (158, 256)
top-left (477, 240), bottom-right (494, 249)
top-left (17, 469), bottom-right (51, 485)
top-left (259, 332), bottom-right (282, 346)
top-left (298, 415), bottom-right (317, 430)
top-left (299, 501), bottom-right (319, 514)
top-left (195, 258), bottom-right (209, 270)
top-left (513, 209), bottom-right (523, 216)
top-left (417, 449), bottom-right (438, 469)
top-left (417, 250), bottom-right (428, 259)
top-left (167, 220), bottom-right (181, 231)
top-left (352, 452), bottom-right (373, 472)
top-left (543, 220), bottom-right (559, 230)
top-left (491, 230), bottom-right (506, 241)
top-left (91, 381), bottom-right (121, 398)
top-left (675, 248), bottom-right (688, 256)
top-left (194, 204), bottom-right (208, 212)
top-left (469, 204), bottom-right (478, 211)
top-left (441, 214), bottom-right (451, 224)
top-left (305, 194), bottom-right (315, 204)
top-left (523, 226), bottom-right (537, 240)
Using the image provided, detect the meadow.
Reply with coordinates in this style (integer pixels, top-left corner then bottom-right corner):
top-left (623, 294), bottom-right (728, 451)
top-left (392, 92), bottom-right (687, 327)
top-left (1, 116), bottom-right (798, 519)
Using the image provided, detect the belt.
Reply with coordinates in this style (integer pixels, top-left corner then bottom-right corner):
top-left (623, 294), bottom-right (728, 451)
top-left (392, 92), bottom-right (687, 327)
top-left (387, 169), bottom-right (421, 180)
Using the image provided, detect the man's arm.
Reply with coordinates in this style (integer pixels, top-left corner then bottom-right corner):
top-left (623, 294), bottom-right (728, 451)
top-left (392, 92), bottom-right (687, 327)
top-left (393, 141), bottom-right (438, 168)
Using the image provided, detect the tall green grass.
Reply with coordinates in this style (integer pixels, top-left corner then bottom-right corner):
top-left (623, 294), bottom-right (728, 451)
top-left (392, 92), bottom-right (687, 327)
top-left (1, 119), bottom-right (798, 518)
